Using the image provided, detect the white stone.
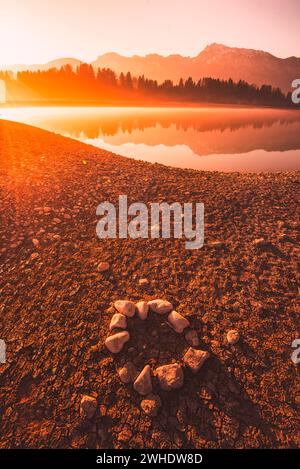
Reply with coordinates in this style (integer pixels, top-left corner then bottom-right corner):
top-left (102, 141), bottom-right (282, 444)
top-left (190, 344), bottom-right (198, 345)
top-left (136, 301), bottom-right (149, 320)
top-left (183, 347), bottom-right (210, 374)
top-left (109, 313), bottom-right (127, 331)
top-left (105, 331), bottom-right (130, 353)
top-left (226, 330), bottom-right (240, 345)
top-left (133, 365), bottom-right (152, 396)
top-left (148, 299), bottom-right (173, 315)
top-left (114, 300), bottom-right (136, 317)
top-left (167, 310), bottom-right (190, 333)
top-left (155, 363), bottom-right (184, 391)
top-left (80, 395), bottom-right (97, 419)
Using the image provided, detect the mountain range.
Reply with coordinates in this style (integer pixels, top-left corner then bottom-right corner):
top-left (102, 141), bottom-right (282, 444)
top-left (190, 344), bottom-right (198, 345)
top-left (3, 44), bottom-right (300, 93)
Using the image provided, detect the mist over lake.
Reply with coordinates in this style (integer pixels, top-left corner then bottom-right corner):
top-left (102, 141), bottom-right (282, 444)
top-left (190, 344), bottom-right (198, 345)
top-left (2, 106), bottom-right (300, 172)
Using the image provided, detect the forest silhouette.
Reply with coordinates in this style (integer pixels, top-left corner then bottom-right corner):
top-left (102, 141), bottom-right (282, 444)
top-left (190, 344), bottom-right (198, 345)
top-left (0, 63), bottom-right (295, 106)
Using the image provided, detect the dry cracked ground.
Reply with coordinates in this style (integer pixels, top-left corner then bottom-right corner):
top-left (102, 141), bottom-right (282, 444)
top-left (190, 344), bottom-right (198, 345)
top-left (0, 119), bottom-right (299, 449)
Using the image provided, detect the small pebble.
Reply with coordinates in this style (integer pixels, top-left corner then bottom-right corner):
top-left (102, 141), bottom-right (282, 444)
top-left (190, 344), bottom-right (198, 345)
top-left (97, 261), bottom-right (110, 272)
top-left (139, 278), bottom-right (149, 286)
top-left (80, 395), bottom-right (97, 419)
top-left (32, 238), bottom-right (39, 247)
top-left (140, 394), bottom-right (162, 417)
top-left (210, 241), bottom-right (225, 248)
top-left (226, 330), bottom-right (240, 345)
top-left (252, 238), bottom-right (270, 249)
top-left (185, 329), bottom-right (199, 346)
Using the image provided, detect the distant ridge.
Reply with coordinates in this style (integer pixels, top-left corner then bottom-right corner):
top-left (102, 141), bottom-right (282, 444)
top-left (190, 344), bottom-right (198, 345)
top-left (2, 44), bottom-right (300, 92)
top-left (92, 44), bottom-right (300, 93)
top-left (2, 58), bottom-right (82, 73)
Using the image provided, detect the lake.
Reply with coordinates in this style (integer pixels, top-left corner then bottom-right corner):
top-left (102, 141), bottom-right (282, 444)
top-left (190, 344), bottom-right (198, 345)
top-left (1, 106), bottom-right (300, 172)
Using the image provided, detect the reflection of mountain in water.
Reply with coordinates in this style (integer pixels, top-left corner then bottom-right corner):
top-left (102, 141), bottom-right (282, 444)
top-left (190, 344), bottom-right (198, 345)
top-left (35, 107), bottom-right (300, 156)
top-left (2, 107), bottom-right (300, 158)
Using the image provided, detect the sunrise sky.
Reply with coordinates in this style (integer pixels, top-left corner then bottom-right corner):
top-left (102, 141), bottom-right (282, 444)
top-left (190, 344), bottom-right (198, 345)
top-left (0, 0), bottom-right (299, 67)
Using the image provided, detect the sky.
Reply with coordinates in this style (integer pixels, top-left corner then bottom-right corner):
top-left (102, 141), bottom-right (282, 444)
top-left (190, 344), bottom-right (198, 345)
top-left (0, 0), bottom-right (299, 66)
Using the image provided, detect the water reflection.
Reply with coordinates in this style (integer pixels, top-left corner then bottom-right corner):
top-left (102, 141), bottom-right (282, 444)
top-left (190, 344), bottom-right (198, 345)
top-left (1, 106), bottom-right (300, 172)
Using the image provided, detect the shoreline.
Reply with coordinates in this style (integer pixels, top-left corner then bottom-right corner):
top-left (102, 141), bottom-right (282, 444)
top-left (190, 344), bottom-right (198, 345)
top-left (0, 120), bottom-right (299, 449)
top-left (1, 101), bottom-right (300, 111)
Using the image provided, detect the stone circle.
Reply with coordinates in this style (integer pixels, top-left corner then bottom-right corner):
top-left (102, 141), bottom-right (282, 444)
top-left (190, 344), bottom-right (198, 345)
top-left (104, 298), bottom-right (212, 416)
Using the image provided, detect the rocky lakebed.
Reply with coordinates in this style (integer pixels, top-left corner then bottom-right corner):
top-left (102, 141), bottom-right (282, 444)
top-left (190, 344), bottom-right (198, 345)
top-left (0, 120), bottom-right (299, 449)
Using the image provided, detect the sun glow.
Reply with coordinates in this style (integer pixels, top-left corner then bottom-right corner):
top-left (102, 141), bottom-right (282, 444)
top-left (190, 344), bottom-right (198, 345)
top-left (0, 80), bottom-right (6, 103)
top-left (0, 0), bottom-right (299, 68)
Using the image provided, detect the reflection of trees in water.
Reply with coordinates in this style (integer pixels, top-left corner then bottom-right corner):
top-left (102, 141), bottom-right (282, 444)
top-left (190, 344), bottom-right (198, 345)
top-left (48, 109), bottom-right (300, 140)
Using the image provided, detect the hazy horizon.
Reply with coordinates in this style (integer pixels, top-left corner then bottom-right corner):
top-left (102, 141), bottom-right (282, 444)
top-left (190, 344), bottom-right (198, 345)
top-left (2, 42), bottom-right (300, 70)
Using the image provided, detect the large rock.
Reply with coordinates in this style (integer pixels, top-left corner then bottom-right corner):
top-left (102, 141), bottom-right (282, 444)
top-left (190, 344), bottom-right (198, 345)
top-left (133, 365), bottom-right (152, 395)
top-left (167, 310), bottom-right (190, 333)
top-left (80, 395), bottom-right (97, 419)
top-left (148, 299), bottom-right (173, 315)
top-left (136, 301), bottom-right (149, 320)
top-left (226, 330), bottom-right (240, 345)
top-left (105, 331), bottom-right (130, 353)
top-left (114, 300), bottom-right (136, 317)
top-left (155, 363), bottom-right (184, 391)
top-left (140, 394), bottom-right (162, 417)
top-left (118, 361), bottom-right (138, 384)
top-left (183, 348), bottom-right (210, 374)
top-left (109, 313), bottom-right (127, 331)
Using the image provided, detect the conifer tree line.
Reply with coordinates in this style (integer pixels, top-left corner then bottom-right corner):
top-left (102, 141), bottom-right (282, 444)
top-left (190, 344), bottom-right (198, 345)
top-left (0, 63), bottom-right (294, 106)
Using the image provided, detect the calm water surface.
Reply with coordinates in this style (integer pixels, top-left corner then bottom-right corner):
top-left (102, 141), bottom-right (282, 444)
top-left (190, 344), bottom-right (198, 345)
top-left (1, 106), bottom-right (300, 172)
